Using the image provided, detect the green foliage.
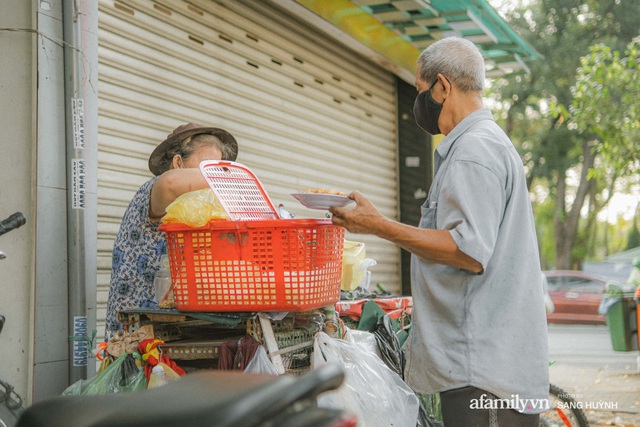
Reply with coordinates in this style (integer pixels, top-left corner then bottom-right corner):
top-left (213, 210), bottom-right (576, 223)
top-left (569, 39), bottom-right (640, 179)
top-left (532, 191), bottom-right (556, 269)
top-left (601, 217), bottom-right (635, 259)
top-left (491, 0), bottom-right (640, 266)
top-left (627, 213), bottom-right (640, 250)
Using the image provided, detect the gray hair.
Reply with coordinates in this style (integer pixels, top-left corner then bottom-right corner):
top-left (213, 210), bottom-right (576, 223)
top-left (417, 37), bottom-right (485, 92)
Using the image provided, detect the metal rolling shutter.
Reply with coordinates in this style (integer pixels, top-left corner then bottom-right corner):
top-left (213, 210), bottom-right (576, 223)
top-left (96, 0), bottom-right (400, 333)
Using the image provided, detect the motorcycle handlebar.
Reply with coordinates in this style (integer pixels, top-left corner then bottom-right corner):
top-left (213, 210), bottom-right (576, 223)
top-left (0, 212), bottom-right (26, 237)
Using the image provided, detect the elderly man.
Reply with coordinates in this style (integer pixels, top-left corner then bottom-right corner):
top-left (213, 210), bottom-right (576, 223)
top-left (331, 37), bottom-right (548, 426)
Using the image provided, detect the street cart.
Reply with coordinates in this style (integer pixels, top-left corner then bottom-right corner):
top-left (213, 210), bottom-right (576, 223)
top-left (139, 160), bottom-right (345, 374)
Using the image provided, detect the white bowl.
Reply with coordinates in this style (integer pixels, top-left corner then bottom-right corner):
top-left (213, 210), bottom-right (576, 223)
top-left (290, 193), bottom-right (354, 210)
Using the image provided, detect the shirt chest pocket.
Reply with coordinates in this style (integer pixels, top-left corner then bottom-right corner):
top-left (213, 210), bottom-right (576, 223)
top-left (420, 203), bottom-right (437, 229)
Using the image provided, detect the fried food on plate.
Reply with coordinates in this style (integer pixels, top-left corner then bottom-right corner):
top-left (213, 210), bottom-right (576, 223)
top-left (305, 188), bottom-right (347, 196)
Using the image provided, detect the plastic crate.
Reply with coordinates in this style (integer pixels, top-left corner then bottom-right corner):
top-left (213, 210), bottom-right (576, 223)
top-left (199, 160), bottom-right (279, 221)
top-left (160, 219), bottom-right (344, 312)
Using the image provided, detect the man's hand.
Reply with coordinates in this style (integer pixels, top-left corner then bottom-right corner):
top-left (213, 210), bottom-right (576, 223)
top-left (329, 191), bottom-right (387, 235)
top-left (330, 191), bottom-right (483, 273)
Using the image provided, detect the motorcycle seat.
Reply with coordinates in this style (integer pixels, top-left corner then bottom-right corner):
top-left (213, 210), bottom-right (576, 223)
top-left (17, 363), bottom-right (345, 427)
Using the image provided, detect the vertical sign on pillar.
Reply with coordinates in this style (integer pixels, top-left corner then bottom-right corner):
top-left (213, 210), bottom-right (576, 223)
top-left (73, 316), bottom-right (88, 367)
top-left (71, 98), bottom-right (86, 211)
top-left (71, 97), bottom-right (87, 367)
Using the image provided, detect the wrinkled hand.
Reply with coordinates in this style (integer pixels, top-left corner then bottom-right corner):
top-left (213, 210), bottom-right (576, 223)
top-left (329, 191), bottom-right (386, 234)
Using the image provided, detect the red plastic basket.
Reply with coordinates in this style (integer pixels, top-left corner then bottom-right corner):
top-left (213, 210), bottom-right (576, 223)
top-left (159, 219), bottom-right (345, 312)
top-left (199, 160), bottom-right (279, 221)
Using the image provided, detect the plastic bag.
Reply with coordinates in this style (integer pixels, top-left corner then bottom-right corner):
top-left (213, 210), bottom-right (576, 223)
top-left (218, 335), bottom-right (261, 371)
top-left (416, 394), bottom-right (444, 427)
top-left (312, 332), bottom-right (419, 427)
top-left (153, 255), bottom-right (175, 308)
top-left (627, 257), bottom-right (640, 287)
top-left (147, 362), bottom-right (182, 389)
top-left (62, 379), bottom-right (90, 396)
top-left (373, 314), bottom-right (405, 378)
top-left (541, 274), bottom-right (555, 314)
top-left (72, 353), bottom-right (146, 395)
top-left (598, 296), bottom-right (620, 315)
top-left (162, 189), bottom-right (229, 227)
top-left (347, 329), bottom-right (382, 359)
top-left (243, 346), bottom-right (279, 375)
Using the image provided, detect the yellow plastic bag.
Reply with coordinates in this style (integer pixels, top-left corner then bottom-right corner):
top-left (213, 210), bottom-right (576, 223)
top-left (162, 189), bottom-right (229, 227)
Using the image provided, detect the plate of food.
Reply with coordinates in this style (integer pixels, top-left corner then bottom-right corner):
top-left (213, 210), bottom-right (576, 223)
top-left (290, 189), bottom-right (354, 210)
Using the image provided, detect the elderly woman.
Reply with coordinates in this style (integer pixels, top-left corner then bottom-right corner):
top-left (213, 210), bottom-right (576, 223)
top-left (105, 123), bottom-right (238, 337)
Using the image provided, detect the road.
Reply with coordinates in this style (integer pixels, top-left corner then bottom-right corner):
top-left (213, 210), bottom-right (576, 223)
top-left (548, 324), bottom-right (640, 426)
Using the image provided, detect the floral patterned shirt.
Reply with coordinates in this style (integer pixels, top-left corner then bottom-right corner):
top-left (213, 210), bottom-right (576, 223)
top-left (105, 177), bottom-right (166, 338)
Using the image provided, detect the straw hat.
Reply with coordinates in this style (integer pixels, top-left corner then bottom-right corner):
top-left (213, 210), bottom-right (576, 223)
top-left (148, 123), bottom-right (238, 175)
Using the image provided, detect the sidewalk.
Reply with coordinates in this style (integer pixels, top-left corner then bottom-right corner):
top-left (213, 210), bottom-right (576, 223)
top-left (548, 324), bottom-right (640, 427)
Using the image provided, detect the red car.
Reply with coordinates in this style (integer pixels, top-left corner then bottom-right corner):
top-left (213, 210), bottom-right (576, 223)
top-left (544, 270), bottom-right (608, 325)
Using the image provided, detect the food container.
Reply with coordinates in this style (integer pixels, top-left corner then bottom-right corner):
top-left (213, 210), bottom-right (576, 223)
top-left (341, 241), bottom-right (366, 291)
top-left (159, 160), bottom-right (345, 312)
top-left (153, 255), bottom-right (173, 305)
top-left (340, 241), bottom-right (378, 291)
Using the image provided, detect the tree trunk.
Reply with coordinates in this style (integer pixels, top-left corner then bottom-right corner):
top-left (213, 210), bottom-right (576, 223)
top-left (554, 169), bottom-right (571, 269)
top-left (553, 140), bottom-right (596, 269)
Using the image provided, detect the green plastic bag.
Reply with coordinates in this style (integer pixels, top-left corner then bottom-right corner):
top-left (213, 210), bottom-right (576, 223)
top-left (62, 352), bottom-right (146, 396)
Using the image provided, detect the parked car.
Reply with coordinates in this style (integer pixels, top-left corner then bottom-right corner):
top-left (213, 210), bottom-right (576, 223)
top-left (544, 270), bottom-right (608, 325)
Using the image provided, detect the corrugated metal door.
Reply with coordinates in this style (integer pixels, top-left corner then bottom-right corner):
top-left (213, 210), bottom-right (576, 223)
top-left (96, 0), bottom-right (400, 333)
top-left (397, 78), bottom-right (432, 295)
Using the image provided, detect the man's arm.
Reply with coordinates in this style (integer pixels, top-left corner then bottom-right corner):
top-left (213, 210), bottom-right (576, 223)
top-left (330, 191), bottom-right (483, 273)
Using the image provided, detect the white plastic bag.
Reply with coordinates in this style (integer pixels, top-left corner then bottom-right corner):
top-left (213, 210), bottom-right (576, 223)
top-left (348, 329), bottom-right (382, 360)
top-left (147, 363), bottom-right (181, 389)
top-left (243, 346), bottom-right (279, 375)
top-left (312, 332), bottom-right (419, 427)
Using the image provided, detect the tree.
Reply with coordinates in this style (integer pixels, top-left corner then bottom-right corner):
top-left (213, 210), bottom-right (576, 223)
top-left (489, 0), bottom-right (640, 269)
top-left (567, 39), bottom-right (640, 178)
top-left (563, 39), bottom-right (640, 255)
top-left (627, 205), bottom-right (640, 250)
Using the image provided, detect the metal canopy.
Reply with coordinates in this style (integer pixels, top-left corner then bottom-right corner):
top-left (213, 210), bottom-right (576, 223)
top-left (291, 0), bottom-right (539, 79)
top-left (354, 0), bottom-right (538, 76)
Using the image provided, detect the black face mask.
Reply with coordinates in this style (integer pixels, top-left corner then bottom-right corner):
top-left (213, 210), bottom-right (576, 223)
top-left (413, 79), bottom-right (444, 135)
